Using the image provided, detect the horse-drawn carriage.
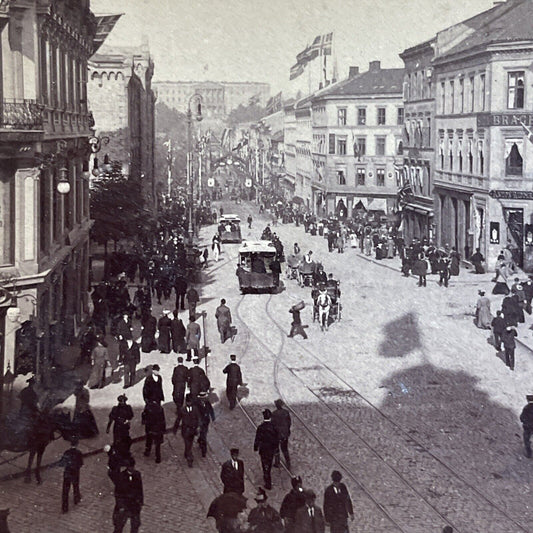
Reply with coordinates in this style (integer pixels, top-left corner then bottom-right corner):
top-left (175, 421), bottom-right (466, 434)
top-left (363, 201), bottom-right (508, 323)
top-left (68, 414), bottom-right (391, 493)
top-left (312, 279), bottom-right (342, 330)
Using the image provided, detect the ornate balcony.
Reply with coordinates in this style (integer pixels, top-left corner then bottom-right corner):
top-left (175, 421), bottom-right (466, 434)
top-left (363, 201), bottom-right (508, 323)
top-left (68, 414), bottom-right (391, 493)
top-left (1, 99), bottom-right (44, 130)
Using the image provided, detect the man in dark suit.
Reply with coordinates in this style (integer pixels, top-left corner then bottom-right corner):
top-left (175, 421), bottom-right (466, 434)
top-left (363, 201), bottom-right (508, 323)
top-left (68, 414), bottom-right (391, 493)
top-left (253, 409), bottom-right (279, 490)
top-left (220, 448), bottom-right (245, 494)
top-left (294, 490), bottom-right (325, 533)
top-left (120, 339), bottom-right (140, 388)
top-left (222, 354), bottom-right (243, 410)
top-left (175, 394), bottom-right (199, 467)
top-left (272, 398), bottom-right (291, 469)
top-left (520, 395), bottom-right (533, 458)
top-left (323, 470), bottom-right (354, 533)
top-left (116, 313), bottom-right (133, 341)
top-left (188, 358), bottom-right (210, 399)
top-left (109, 457), bottom-right (143, 533)
top-left (142, 364), bottom-right (164, 404)
top-left (174, 275), bottom-right (188, 311)
top-left (196, 391), bottom-right (215, 457)
top-left (170, 311), bottom-right (186, 353)
top-left (172, 356), bottom-right (189, 425)
top-left (142, 400), bottom-right (166, 463)
top-left (60, 437), bottom-right (83, 513)
top-left (280, 476), bottom-right (305, 533)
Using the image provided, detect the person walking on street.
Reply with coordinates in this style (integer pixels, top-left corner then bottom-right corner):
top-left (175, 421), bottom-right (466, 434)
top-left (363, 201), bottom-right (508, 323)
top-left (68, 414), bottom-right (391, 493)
top-left (188, 358), bottom-right (210, 399)
top-left (142, 399), bottom-right (166, 463)
top-left (186, 286), bottom-right (200, 318)
top-left (223, 354), bottom-right (243, 410)
top-left (475, 290), bottom-right (492, 329)
top-left (254, 408), bottom-right (280, 490)
top-left (109, 457), bottom-right (143, 533)
top-left (288, 304), bottom-right (307, 339)
top-left (172, 356), bottom-right (189, 422)
top-left (272, 399), bottom-right (291, 470)
top-left (469, 248), bottom-right (485, 274)
top-left (72, 381), bottom-right (99, 439)
top-left (106, 395), bottom-right (134, 447)
top-left (280, 476), bottom-right (306, 533)
top-left (88, 335), bottom-right (110, 389)
top-left (323, 470), bottom-right (354, 533)
top-left (247, 215), bottom-right (253, 229)
top-left (438, 256), bottom-right (451, 287)
top-left (59, 437), bottom-right (83, 513)
top-left (174, 275), bottom-right (188, 311)
top-left (491, 311), bottom-right (505, 351)
top-left (414, 253), bottom-right (428, 287)
top-left (175, 394), bottom-right (200, 467)
top-left (120, 338), bottom-right (140, 389)
top-left (196, 391), bottom-right (215, 458)
top-left (157, 310), bottom-right (172, 354)
top-left (220, 448), bottom-right (245, 494)
top-left (116, 313), bottom-right (133, 341)
top-left (185, 316), bottom-right (201, 361)
top-left (212, 233), bottom-right (221, 262)
top-left (248, 488), bottom-right (283, 533)
top-left (520, 395), bottom-right (533, 458)
top-left (143, 364), bottom-right (164, 404)
top-left (215, 298), bottom-right (233, 343)
top-left (140, 311), bottom-right (157, 353)
top-left (170, 311), bottom-right (186, 353)
top-left (502, 325), bottom-right (517, 370)
top-left (294, 490), bottom-right (325, 533)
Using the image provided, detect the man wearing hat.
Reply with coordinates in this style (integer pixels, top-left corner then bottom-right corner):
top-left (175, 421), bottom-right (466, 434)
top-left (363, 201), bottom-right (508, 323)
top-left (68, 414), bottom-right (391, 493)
top-left (491, 311), bottom-right (506, 352)
top-left (119, 338), bottom-right (140, 389)
top-left (254, 409), bottom-right (280, 490)
top-left (272, 399), bottom-right (291, 470)
top-left (520, 395), bottom-right (533, 458)
top-left (142, 399), bottom-right (166, 463)
top-left (280, 476), bottom-right (305, 533)
top-left (188, 358), bottom-right (210, 399)
top-left (501, 325), bottom-right (517, 370)
top-left (116, 313), bottom-right (133, 342)
top-left (220, 448), bottom-right (245, 494)
top-left (248, 488), bottom-right (283, 531)
top-left (59, 437), bottom-right (83, 513)
top-left (172, 356), bottom-right (189, 424)
top-left (109, 456), bottom-right (143, 533)
top-left (19, 375), bottom-right (39, 418)
top-left (176, 393), bottom-right (200, 467)
top-left (294, 489), bottom-right (325, 533)
top-left (107, 395), bottom-right (134, 447)
top-left (143, 364), bottom-right (164, 404)
top-left (196, 391), bottom-right (215, 458)
top-left (323, 470), bottom-right (354, 533)
top-left (223, 354), bottom-right (243, 410)
top-left (215, 298), bottom-right (233, 344)
top-left (185, 315), bottom-right (202, 361)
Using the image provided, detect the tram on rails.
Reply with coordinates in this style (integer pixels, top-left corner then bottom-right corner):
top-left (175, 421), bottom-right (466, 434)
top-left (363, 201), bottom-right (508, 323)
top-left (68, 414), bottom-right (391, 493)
top-left (218, 214), bottom-right (242, 243)
top-left (236, 240), bottom-right (278, 293)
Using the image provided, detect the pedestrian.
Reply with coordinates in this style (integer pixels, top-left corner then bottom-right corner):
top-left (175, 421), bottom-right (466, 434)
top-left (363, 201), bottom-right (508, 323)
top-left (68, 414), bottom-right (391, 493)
top-left (188, 358), bottom-right (210, 399)
top-left (157, 309), bottom-right (172, 354)
top-left (288, 303), bottom-right (307, 339)
top-left (294, 489), bottom-right (325, 533)
top-left (185, 315), bottom-right (202, 361)
top-left (196, 391), bottom-right (215, 457)
top-left (280, 476), bottom-right (306, 533)
top-left (449, 247), bottom-right (461, 276)
top-left (140, 311), bottom-right (157, 353)
top-left (438, 256), bottom-right (451, 287)
top-left (270, 257), bottom-right (282, 287)
top-left (501, 325), bottom-right (517, 370)
top-left (469, 248), bottom-right (485, 274)
top-left (491, 311), bottom-right (505, 351)
top-left (442, 527), bottom-right (454, 533)
top-left (186, 285), bottom-right (200, 318)
top-left (72, 381), bottom-right (99, 439)
top-left (143, 364), bottom-right (164, 404)
top-left (254, 408), bottom-right (280, 490)
top-left (174, 275), bottom-right (188, 311)
top-left (220, 448), bottom-right (245, 494)
top-left (215, 298), bottom-right (233, 343)
top-left (272, 399), bottom-right (291, 470)
top-left (175, 393), bottom-right (200, 467)
top-left (106, 395), bottom-right (134, 447)
top-left (172, 356), bottom-right (189, 421)
top-left (520, 395), bottom-right (533, 458)
top-left (170, 310), bottom-right (186, 353)
top-left (203, 247), bottom-right (209, 269)
top-left (212, 233), bottom-right (221, 262)
top-left (59, 437), bottom-right (83, 513)
top-left (475, 290), bottom-right (492, 329)
top-left (248, 488), bottom-right (283, 532)
top-left (323, 470), bottom-right (354, 533)
top-left (223, 354), bottom-right (243, 410)
top-left (116, 313), bottom-right (133, 341)
top-left (142, 399), bottom-right (166, 463)
top-left (88, 335), bottom-right (110, 389)
top-left (109, 457), bottom-right (143, 533)
top-left (413, 253), bottom-right (427, 287)
top-left (247, 215), bottom-right (253, 229)
top-left (120, 338), bottom-right (140, 389)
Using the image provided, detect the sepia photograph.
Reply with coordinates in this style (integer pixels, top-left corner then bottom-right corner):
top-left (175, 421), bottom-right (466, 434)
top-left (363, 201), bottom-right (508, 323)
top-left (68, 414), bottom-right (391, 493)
top-left (1, 0), bottom-right (533, 531)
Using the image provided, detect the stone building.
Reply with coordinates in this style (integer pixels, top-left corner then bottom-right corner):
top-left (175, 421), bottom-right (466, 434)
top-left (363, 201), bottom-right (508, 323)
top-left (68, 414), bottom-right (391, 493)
top-left (88, 41), bottom-right (156, 207)
top-left (0, 0), bottom-right (116, 382)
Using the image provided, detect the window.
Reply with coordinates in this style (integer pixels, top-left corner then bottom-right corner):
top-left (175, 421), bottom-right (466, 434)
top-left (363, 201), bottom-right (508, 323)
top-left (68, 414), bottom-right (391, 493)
top-left (480, 73), bottom-right (486, 110)
top-left (458, 78), bottom-right (464, 113)
top-left (0, 165), bottom-right (15, 265)
top-left (357, 108), bottom-right (366, 125)
top-left (505, 141), bottom-right (523, 176)
top-left (469, 76), bottom-right (475, 112)
top-left (376, 136), bottom-right (386, 156)
top-left (397, 108), bottom-right (404, 125)
top-left (508, 71), bottom-right (525, 109)
top-left (356, 137), bottom-right (366, 157)
top-left (337, 137), bottom-right (347, 155)
top-left (440, 81), bottom-right (445, 114)
top-left (449, 148), bottom-right (453, 170)
top-left (440, 142), bottom-right (444, 169)
top-left (377, 107), bottom-right (386, 125)
top-left (478, 141), bottom-right (484, 175)
top-left (376, 168), bottom-right (385, 187)
top-left (468, 141), bottom-right (473, 173)
top-left (328, 134), bottom-right (336, 154)
top-left (458, 150), bottom-right (463, 172)
top-left (449, 80), bottom-right (455, 113)
top-left (337, 170), bottom-right (346, 185)
top-left (337, 108), bottom-right (347, 126)
top-left (356, 168), bottom-right (365, 185)
top-left (426, 118), bottom-right (431, 147)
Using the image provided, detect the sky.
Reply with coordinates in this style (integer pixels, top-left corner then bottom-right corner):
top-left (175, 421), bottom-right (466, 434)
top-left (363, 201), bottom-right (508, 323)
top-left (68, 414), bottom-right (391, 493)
top-left (91, 0), bottom-right (497, 94)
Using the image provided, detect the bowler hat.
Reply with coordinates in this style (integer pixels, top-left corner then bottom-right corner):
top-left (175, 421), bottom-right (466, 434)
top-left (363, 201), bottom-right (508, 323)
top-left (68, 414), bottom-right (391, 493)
top-left (117, 394), bottom-right (127, 402)
top-left (254, 488), bottom-right (267, 502)
top-left (152, 364), bottom-right (160, 371)
top-left (198, 391), bottom-right (208, 399)
top-left (262, 409), bottom-right (272, 420)
top-left (230, 448), bottom-right (239, 455)
top-left (527, 395), bottom-right (533, 402)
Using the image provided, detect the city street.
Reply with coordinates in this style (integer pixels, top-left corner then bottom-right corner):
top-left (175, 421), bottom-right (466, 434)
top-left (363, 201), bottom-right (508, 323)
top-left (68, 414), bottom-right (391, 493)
top-left (4, 200), bottom-right (532, 532)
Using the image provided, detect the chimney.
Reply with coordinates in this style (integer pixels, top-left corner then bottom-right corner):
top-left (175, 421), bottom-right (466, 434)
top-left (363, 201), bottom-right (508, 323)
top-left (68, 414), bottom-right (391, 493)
top-left (348, 66), bottom-right (359, 78)
top-left (369, 60), bottom-right (381, 72)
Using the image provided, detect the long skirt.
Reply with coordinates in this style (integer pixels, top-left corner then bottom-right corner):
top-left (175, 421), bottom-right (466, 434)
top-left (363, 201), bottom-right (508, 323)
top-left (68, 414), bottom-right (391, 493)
top-left (492, 282), bottom-right (510, 295)
top-left (158, 328), bottom-right (171, 353)
top-left (141, 334), bottom-right (157, 353)
top-left (72, 409), bottom-right (99, 439)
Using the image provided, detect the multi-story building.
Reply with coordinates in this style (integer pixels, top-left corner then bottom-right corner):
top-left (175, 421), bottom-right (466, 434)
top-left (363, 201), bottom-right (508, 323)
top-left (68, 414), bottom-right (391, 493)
top-left (88, 41), bottom-right (156, 207)
top-left (0, 0), bottom-right (115, 381)
top-left (431, 0), bottom-right (533, 270)
top-left (399, 39), bottom-right (436, 242)
top-left (282, 98), bottom-right (297, 200)
top-left (309, 62), bottom-right (404, 218)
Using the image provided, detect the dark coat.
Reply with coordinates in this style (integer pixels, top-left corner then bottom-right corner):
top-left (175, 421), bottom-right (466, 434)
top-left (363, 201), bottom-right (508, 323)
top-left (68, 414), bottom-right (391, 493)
top-left (110, 468), bottom-right (143, 509)
top-left (189, 365), bottom-right (210, 397)
top-left (248, 504), bottom-right (283, 533)
top-left (196, 399), bottom-right (215, 426)
top-left (143, 375), bottom-right (164, 403)
top-left (323, 482), bottom-right (354, 525)
top-left (120, 341), bottom-right (140, 365)
top-left (520, 403), bottom-right (533, 429)
top-left (175, 276), bottom-right (188, 295)
top-left (172, 365), bottom-right (189, 394)
top-left (141, 401), bottom-right (166, 437)
top-left (158, 316), bottom-right (172, 353)
top-left (170, 317), bottom-right (186, 340)
top-left (60, 448), bottom-right (83, 479)
top-left (116, 319), bottom-right (133, 341)
top-left (254, 421), bottom-right (279, 456)
top-left (271, 407), bottom-right (291, 440)
top-left (223, 362), bottom-right (243, 386)
top-left (220, 459), bottom-right (245, 494)
top-left (180, 405), bottom-right (200, 438)
top-left (294, 505), bottom-right (325, 533)
top-left (280, 488), bottom-right (306, 524)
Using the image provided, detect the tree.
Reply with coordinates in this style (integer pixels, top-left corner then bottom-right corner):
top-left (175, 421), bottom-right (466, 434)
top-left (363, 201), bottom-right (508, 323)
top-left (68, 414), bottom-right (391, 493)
top-left (227, 103), bottom-right (266, 127)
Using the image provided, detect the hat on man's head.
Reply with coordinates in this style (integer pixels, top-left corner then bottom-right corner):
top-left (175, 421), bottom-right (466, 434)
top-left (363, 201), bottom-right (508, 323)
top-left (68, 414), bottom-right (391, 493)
top-left (198, 391), bottom-right (208, 399)
top-left (274, 399), bottom-right (283, 409)
top-left (291, 476), bottom-right (302, 488)
top-left (230, 354), bottom-right (237, 361)
top-left (331, 470), bottom-right (343, 482)
top-left (254, 488), bottom-right (267, 502)
top-left (193, 358), bottom-right (200, 365)
top-left (517, 284), bottom-right (523, 290)
top-left (230, 448), bottom-right (239, 455)
top-left (152, 364), bottom-right (160, 371)
top-left (117, 394), bottom-right (127, 402)
top-left (177, 356), bottom-right (184, 363)
top-left (527, 395), bottom-right (533, 402)
top-left (478, 290), bottom-right (485, 296)
top-left (262, 409), bottom-right (272, 420)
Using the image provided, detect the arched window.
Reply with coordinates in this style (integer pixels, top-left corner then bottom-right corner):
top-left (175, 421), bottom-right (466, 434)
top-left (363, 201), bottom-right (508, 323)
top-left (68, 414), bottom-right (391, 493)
top-left (505, 141), bottom-right (523, 176)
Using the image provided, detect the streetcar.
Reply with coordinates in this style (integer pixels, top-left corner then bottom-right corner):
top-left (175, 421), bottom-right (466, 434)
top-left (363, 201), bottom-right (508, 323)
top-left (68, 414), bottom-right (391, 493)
top-left (236, 240), bottom-right (278, 293)
top-left (218, 214), bottom-right (242, 243)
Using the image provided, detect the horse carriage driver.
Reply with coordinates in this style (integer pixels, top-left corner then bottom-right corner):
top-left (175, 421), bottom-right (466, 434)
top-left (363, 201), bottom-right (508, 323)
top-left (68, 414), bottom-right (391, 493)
top-left (316, 284), bottom-right (332, 331)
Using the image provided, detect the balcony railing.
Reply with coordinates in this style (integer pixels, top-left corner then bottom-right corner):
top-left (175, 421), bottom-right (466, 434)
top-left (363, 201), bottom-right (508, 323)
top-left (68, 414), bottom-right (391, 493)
top-left (1, 99), bottom-right (43, 130)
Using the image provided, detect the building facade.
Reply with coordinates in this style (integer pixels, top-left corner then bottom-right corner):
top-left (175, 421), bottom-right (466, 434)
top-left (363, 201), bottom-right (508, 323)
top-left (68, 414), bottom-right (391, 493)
top-left (0, 0), bottom-right (114, 381)
top-left (88, 42), bottom-right (156, 207)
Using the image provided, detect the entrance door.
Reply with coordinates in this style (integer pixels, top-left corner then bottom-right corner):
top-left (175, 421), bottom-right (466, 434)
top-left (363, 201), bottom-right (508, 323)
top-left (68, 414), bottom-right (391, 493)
top-left (503, 208), bottom-right (524, 267)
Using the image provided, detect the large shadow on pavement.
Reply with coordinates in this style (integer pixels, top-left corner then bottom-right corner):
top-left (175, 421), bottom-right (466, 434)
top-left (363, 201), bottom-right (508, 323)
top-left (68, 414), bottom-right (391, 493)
top-left (378, 312), bottom-right (421, 358)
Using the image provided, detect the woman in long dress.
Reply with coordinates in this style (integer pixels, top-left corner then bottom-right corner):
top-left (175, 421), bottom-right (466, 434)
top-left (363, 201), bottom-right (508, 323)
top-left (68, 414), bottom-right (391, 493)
top-left (72, 382), bottom-right (99, 439)
top-left (141, 312), bottom-right (157, 353)
top-left (157, 310), bottom-right (172, 353)
top-left (475, 291), bottom-right (493, 329)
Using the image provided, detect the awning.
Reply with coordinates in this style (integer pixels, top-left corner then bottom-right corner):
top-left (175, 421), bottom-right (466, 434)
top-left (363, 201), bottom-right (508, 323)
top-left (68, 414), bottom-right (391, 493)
top-left (292, 196), bottom-right (305, 205)
top-left (367, 198), bottom-right (388, 211)
top-left (353, 198), bottom-right (368, 209)
top-left (402, 202), bottom-right (434, 216)
top-left (93, 14), bottom-right (124, 54)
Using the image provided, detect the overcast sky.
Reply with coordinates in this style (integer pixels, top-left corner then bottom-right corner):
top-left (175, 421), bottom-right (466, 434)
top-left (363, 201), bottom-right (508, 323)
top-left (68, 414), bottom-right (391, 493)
top-left (91, 0), bottom-right (496, 93)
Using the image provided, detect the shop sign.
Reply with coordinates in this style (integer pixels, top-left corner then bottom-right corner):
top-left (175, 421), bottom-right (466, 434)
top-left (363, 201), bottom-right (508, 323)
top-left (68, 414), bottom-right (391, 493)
top-left (489, 190), bottom-right (533, 200)
top-left (490, 222), bottom-right (500, 244)
top-left (477, 113), bottom-right (533, 128)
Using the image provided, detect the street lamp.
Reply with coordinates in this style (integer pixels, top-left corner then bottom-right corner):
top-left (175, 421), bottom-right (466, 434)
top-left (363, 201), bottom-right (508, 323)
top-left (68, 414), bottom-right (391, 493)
top-left (89, 135), bottom-right (110, 178)
top-left (187, 93), bottom-right (203, 244)
top-left (57, 166), bottom-right (70, 195)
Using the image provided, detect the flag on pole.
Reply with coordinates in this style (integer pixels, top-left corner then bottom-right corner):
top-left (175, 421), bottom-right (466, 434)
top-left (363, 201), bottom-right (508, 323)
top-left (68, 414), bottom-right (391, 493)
top-left (521, 121), bottom-right (533, 145)
top-left (309, 33), bottom-right (333, 57)
top-left (290, 62), bottom-right (305, 80)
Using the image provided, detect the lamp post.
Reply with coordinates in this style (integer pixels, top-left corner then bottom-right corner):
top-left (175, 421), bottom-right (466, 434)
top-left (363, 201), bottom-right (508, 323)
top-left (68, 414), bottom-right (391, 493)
top-left (186, 94), bottom-right (203, 244)
top-left (88, 135), bottom-right (110, 178)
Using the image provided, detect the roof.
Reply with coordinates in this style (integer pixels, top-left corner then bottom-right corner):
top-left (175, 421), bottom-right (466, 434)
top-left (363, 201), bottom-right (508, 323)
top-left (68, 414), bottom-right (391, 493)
top-left (314, 67), bottom-right (405, 99)
top-left (271, 130), bottom-right (284, 142)
top-left (435, 0), bottom-right (533, 60)
top-left (220, 214), bottom-right (241, 222)
top-left (238, 240), bottom-right (277, 254)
